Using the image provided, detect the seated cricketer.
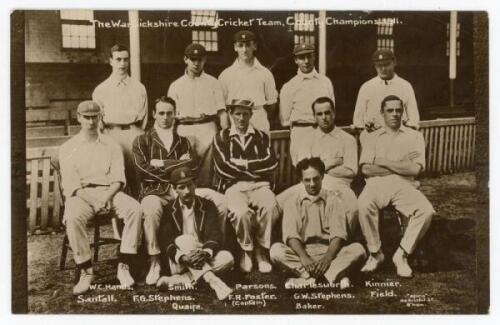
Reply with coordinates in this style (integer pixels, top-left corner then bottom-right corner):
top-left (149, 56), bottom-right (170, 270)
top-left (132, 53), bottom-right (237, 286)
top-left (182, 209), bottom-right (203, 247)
top-left (59, 100), bottom-right (142, 295)
top-left (270, 157), bottom-right (366, 289)
top-left (157, 166), bottom-right (234, 301)
top-left (213, 99), bottom-right (280, 273)
top-left (132, 96), bottom-right (226, 285)
top-left (277, 96), bottom-right (359, 237)
top-left (358, 95), bottom-right (434, 278)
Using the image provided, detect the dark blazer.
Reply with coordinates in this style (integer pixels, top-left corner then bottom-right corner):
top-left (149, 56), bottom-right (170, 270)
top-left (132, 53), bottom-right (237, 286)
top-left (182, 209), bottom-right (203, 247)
top-left (132, 128), bottom-right (196, 200)
top-left (158, 195), bottom-right (223, 276)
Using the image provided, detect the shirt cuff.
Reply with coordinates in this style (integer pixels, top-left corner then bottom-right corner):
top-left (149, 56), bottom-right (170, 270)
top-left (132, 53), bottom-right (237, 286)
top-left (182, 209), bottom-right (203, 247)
top-left (174, 249), bottom-right (185, 264)
top-left (202, 248), bottom-right (213, 258)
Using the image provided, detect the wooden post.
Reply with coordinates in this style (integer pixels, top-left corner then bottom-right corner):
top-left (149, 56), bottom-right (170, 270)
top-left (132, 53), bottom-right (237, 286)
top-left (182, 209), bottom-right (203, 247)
top-left (318, 11), bottom-right (327, 75)
top-left (128, 10), bottom-right (141, 81)
top-left (449, 11), bottom-right (457, 107)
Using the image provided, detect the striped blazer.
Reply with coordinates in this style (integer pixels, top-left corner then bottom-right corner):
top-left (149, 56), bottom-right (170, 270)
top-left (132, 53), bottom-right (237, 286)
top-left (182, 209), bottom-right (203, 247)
top-left (132, 128), bottom-right (196, 200)
top-left (212, 126), bottom-right (278, 192)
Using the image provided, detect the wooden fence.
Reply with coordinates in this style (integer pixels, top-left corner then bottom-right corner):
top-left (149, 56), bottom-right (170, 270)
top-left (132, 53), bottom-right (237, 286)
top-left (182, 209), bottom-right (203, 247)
top-left (25, 117), bottom-right (476, 233)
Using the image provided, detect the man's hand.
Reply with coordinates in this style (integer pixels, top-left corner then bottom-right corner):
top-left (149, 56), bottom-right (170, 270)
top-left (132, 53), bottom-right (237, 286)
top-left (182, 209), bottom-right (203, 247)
top-left (180, 250), bottom-right (209, 270)
top-left (313, 255), bottom-right (333, 277)
top-left (179, 153), bottom-right (191, 160)
top-left (230, 158), bottom-right (248, 170)
top-left (300, 255), bottom-right (316, 276)
top-left (402, 151), bottom-right (420, 161)
top-left (150, 159), bottom-right (164, 167)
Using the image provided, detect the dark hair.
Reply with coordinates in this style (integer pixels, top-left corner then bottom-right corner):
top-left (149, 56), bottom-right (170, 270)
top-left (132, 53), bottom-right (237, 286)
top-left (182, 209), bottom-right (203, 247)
top-left (380, 95), bottom-right (403, 112)
top-left (296, 157), bottom-right (325, 178)
top-left (154, 96), bottom-right (176, 112)
top-left (311, 96), bottom-right (335, 114)
top-left (109, 44), bottom-right (129, 58)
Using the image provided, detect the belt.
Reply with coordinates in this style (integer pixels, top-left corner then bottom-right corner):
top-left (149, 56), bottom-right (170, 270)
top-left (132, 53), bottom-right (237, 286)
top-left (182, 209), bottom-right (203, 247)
top-left (105, 121), bottom-right (141, 130)
top-left (304, 237), bottom-right (330, 246)
top-left (82, 184), bottom-right (110, 189)
top-left (291, 121), bottom-right (316, 128)
top-left (177, 115), bottom-right (217, 125)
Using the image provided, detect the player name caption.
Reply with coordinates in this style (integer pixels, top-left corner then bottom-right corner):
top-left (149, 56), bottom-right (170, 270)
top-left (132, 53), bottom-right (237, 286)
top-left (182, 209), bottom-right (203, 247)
top-left (286, 282), bottom-right (356, 310)
top-left (365, 279), bottom-right (402, 299)
top-left (132, 283), bottom-right (202, 312)
top-left (227, 283), bottom-right (278, 307)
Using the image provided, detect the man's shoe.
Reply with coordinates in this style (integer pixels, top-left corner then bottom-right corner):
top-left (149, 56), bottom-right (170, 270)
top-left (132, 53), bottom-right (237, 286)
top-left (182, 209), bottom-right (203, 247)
top-left (339, 277), bottom-right (351, 290)
top-left (117, 262), bottom-right (135, 288)
top-left (73, 269), bottom-right (95, 295)
top-left (361, 251), bottom-right (385, 273)
top-left (239, 250), bottom-right (253, 273)
top-left (255, 247), bottom-right (272, 273)
top-left (392, 248), bottom-right (413, 278)
top-left (145, 261), bottom-right (161, 285)
top-left (156, 276), bottom-right (174, 288)
top-left (284, 277), bottom-right (316, 288)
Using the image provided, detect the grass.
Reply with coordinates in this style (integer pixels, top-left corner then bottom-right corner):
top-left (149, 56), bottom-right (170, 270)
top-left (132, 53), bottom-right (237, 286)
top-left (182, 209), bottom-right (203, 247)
top-left (27, 172), bottom-right (483, 314)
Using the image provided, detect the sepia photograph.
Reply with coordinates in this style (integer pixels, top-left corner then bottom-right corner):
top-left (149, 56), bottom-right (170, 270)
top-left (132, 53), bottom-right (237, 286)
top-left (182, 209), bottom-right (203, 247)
top-left (10, 7), bottom-right (489, 315)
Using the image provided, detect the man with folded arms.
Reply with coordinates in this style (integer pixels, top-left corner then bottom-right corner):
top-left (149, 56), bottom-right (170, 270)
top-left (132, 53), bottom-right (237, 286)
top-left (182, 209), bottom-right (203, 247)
top-left (213, 99), bottom-right (279, 273)
top-left (270, 157), bottom-right (366, 289)
top-left (93, 44), bottom-right (148, 197)
top-left (59, 101), bottom-right (142, 295)
top-left (157, 166), bottom-right (234, 301)
top-left (358, 95), bottom-right (434, 278)
top-left (279, 43), bottom-right (335, 165)
top-left (133, 96), bottom-right (226, 285)
top-left (167, 43), bottom-right (228, 187)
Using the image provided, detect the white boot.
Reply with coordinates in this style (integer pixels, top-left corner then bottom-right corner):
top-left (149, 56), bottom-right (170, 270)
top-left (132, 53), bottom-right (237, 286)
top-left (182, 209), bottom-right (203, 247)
top-left (117, 262), bottom-right (135, 288)
top-left (392, 247), bottom-right (413, 278)
top-left (73, 268), bottom-right (95, 295)
top-left (145, 258), bottom-right (161, 285)
top-left (361, 251), bottom-right (385, 273)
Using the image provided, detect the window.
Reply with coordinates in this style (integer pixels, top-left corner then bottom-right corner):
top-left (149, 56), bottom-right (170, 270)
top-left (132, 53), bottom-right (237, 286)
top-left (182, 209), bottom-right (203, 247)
top-left (446, 22), bottom-right (461, 56)
top-left (377, 20), bottom-right (395, 52)
top-left (191, 10), bottom-right (218, 52)
top-left (293, 12), bottom-right (316, 46)
top-left (60, 10), bottom-right (96, 49)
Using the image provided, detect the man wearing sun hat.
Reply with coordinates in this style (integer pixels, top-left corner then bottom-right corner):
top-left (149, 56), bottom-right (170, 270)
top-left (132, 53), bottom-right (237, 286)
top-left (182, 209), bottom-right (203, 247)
top-left (219, 30), bottom-right (278, 134)
top-left (353, 49), bottom-right (420, 137)
top-left (167, 43), bottom-right (228, 188)
top-left (212, 98), bottom-right (279, 273)
top-left (157, 166), bottom-right (234, 300)
top-left (59, 100), bottom-right (143, 295)
top-left (279, 42), bottom-right (335, 165)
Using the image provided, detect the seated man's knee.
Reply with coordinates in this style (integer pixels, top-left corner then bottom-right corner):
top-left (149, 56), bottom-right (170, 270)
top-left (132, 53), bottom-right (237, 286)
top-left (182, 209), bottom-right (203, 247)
top-left (217, 250), bottom-right (234, 267)
top-left (141, 195), bottom-right (163, 220)
top-left (269, 243), bottom-right (287, 263)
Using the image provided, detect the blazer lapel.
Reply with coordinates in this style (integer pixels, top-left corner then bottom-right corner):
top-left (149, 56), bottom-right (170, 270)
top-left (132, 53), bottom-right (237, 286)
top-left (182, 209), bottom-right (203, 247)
top-left (194, 196), bottom-right (206, 236)
top-left (171, 198), bottom-right (183, 232)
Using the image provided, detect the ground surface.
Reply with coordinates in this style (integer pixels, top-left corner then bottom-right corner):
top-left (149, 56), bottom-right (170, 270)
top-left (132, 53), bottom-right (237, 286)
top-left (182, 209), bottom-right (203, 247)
top-left (27, 172), bottom-right (483, 314)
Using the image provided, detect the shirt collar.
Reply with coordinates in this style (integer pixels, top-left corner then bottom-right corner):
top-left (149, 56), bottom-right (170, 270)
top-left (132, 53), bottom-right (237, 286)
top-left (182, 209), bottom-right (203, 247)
top-left (317, 126), bottom-right (340, 138)
top-left (233, 57), bottom-right (263, 71)
top-left (379, 124), bottom-right (409, 135)
top-left (74, 131), bottom-right (105, 144)
top-left (180, 200), bottom-right (194, 212)
top-left (299, 185), bottom-right (327, 203)
top-left (229, 124), bottom-right (256, 137)
top-left (109, 74), bottom-right (130, 87)
top-left (376, 73), bottom-right (399, 85)
top-left (184, 70), bottom-right (208, 80)
top-left (297, 68), bottom-right (319, 80)
top-left (154, 125), bottom-right (174, 137)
